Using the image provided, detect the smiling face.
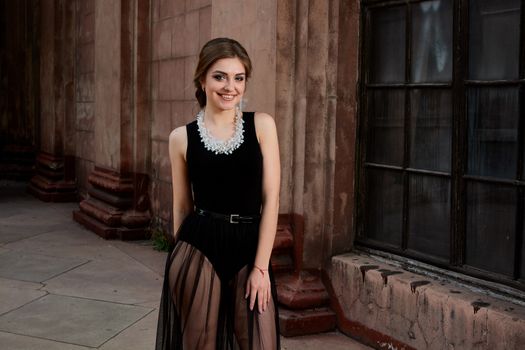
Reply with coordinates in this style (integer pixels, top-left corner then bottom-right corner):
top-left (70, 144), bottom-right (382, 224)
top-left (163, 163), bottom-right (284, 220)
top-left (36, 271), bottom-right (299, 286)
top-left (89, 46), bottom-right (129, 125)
top-left (201, 57), bottom-right (246, 112)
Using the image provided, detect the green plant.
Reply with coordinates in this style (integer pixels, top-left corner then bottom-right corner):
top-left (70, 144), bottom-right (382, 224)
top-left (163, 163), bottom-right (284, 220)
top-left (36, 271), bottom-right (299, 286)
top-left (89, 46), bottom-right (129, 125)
top-left (150, 224), bottom-right (171, 252)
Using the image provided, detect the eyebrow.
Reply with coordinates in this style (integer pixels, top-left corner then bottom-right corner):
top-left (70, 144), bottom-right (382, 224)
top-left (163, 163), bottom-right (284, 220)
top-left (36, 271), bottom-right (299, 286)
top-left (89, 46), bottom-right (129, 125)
top-left (211, 70), bottom-right (246, 76)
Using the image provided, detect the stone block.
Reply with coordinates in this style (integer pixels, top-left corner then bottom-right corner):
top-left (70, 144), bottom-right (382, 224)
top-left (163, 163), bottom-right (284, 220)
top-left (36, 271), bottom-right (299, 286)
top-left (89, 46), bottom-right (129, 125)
top-left (184, 55), bottom-right (198, 100)
top-left (183, 100), bottom-right (199, 122)
top-left (75, 158), bottom-right (94, 196)
top-left (0, 294), bottom-right (150, 348)
top-left (76, 130), bottom-right (95, 161)
top-left (170, 15), bottom-right (185, 57)
top-left (152, 101), bottom-right (171, 141)
top-left (0, 222), bottom-right (45, 244)
top-left (171, 101), bottom-right (185, 129)
top-left (0, 250), bottom-right (86, 283)
top-left (187, 0), bottom-right (211, 11)
top-left (153, 18), bottom-right (172, 60)
top-left (152, 0), bottom-right (159, 22)
top-left (78, 12), bottom-right (94, 44)
top-left (79, 0), bottom-right (94, 16)
top-left (44, 258), bottom-right (162, 304)
top-left (158, 59), bottom-right (184, 100)
top-left (76, 102), bottom-right (94, 131)
top-left (0, 284), bottom-right (46, 315)
top-left (158, 141), bottom-right (171, 183)
top-left (198, 6), bottom-right (211, 49)
top-left (0, 332), bottom-right (88, 350)
top-left (279, 307), bottom-right (336, 337)
top-left (183, 10), bottom-right (200, 56)
top-left (151, 61), bottom-right (159, 100)
top-left (156, 181), bottom-right (172, 222)
top-left (276, 272), bottom-right (330, 309)
top-left (76, 72), bottom-right (94, 102)
top-left (330, 253), bottom-right (525, 350)
top-left (99, 310), bottom-right (158, 350)
top-left (159, 0), bottom-right (185, 19)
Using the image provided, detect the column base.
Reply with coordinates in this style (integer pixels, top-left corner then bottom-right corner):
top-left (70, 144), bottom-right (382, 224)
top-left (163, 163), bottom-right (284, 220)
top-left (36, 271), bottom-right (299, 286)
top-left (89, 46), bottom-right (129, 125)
top-left (73, 209), bottom-right (148, 240)
top-left (73, 166), bottom-right (150, 240)
top-left (28, 152), bottom-right (77, 202)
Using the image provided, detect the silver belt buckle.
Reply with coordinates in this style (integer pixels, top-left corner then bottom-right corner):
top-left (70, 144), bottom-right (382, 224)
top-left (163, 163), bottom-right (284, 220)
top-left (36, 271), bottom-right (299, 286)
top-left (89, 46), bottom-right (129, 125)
top-left (229, 214), bottom-right (239, 224)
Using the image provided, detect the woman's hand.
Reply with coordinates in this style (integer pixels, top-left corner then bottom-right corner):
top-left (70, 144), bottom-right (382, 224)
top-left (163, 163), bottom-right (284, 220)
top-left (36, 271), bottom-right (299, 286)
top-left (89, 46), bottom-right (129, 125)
top-left (245, 267), bottom-right (271, 313)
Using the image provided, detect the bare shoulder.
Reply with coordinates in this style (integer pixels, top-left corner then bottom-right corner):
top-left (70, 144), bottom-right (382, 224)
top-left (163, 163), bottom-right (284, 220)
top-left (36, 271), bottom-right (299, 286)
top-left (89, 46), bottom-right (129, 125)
top-left (169, 126), bottom-right (188, 156)
top-left (254, 112), bottom-right (277, 140)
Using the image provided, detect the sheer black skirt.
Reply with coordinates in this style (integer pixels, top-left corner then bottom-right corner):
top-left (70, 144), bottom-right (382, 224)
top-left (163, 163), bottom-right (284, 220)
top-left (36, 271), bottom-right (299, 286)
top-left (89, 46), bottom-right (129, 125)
top-left (155, 213), bottom-right (280, 350)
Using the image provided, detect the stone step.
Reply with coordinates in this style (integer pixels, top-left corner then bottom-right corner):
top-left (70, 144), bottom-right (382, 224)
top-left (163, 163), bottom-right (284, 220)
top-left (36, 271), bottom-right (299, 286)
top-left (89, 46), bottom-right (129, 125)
top-left (271, 253), bottom-right (294, 274)
top-left (278, 307), bottom-right (337, 337)
top-left (273, 223), bottom-right (294, 251)
top-left (275, 272), bottom-right (330, 309)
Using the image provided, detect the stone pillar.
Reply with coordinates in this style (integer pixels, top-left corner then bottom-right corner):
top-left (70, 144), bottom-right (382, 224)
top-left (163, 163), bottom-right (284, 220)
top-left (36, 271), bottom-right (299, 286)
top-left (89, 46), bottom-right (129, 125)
top-left (29, 0), bottom-right (77, 201)
top-left (276, 0), bottom-right (357, 271)
top-left (270, 0), bottom-right (359, 335)
top-left (73, 0), bottom-right (151, 240)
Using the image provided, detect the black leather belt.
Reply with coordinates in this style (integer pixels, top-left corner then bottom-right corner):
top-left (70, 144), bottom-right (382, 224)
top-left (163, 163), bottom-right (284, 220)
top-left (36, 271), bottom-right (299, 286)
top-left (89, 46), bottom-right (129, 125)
top-left (196, 208), bottom-right (260, 224)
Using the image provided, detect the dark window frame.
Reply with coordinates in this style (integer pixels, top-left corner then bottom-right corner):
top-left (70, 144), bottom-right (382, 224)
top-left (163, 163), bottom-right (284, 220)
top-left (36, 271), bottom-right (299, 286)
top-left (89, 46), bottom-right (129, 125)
top-left (356, 0), bottom-right (525, 291)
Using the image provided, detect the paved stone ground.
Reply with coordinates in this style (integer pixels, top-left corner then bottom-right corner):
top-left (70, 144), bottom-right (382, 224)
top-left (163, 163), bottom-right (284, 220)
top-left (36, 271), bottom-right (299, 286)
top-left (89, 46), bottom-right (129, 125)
top-left (0, 182), bottom-right (370, 350)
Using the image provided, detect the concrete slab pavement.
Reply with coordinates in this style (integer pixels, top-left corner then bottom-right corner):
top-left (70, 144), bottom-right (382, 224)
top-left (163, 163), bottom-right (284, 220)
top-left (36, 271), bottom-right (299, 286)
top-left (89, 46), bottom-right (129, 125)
top-left (0, 182), bottom-right (371, 349)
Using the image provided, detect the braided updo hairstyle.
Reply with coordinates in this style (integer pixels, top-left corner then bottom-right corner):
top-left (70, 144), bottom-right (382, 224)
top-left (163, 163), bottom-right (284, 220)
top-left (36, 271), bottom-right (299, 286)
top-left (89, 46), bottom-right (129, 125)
top-left (193, 38), bottom-right (252, 108)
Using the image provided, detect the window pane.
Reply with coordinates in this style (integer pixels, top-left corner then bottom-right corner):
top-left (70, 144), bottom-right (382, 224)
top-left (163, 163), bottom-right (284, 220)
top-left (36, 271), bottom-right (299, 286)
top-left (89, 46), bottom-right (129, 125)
top-left (466, 182), bottom-right (516, 277)
top-left (469, 0), bottom-right (521, 80)
top-left (365, 169), bottom-right (403, 247)
top-left (369, 6), bottom-right (406, 83)
top-left (467, 87), bottom-right (519, 178)
top-left (410, 89), bottom-right (452, 171)
top-left (367, 89), bottom-right (405, 166)
top-left (522, 213), bottom-right (525, 281)
top-left (408, 175), bottom-right (450, 259)
top-left (411, 0), bottom-right (453, 82)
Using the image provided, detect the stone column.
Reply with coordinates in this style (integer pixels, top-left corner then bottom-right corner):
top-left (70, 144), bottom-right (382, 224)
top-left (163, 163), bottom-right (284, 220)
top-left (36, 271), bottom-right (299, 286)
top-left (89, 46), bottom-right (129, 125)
top-left (271, 0), bottom-right (359, 335)
top-left (29, 0), bottom-right (77, 201)
top-left (73, 0), bottom-right (151, 240)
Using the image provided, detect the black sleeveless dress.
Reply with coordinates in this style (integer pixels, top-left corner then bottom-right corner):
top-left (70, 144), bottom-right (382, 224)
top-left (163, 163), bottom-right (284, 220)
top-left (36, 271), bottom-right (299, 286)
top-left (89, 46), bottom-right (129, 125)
top-left (156, 112), bottom-right (280, 350)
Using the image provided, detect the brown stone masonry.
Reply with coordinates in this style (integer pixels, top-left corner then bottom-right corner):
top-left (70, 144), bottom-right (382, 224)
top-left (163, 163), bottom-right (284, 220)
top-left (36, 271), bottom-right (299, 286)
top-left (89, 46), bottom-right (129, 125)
top-left (73, 167), bottom-right (150, 240)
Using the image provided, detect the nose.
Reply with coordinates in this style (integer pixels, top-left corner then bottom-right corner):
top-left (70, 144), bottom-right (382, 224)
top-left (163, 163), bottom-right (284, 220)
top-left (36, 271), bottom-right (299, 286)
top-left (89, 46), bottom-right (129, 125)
top-left (223, 78), bottom-right (233, 91)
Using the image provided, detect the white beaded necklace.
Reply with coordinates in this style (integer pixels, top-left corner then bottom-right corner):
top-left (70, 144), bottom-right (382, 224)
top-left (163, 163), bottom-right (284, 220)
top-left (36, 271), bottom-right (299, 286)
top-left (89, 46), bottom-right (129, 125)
top-left (196, 107), bottom-right (244, 155)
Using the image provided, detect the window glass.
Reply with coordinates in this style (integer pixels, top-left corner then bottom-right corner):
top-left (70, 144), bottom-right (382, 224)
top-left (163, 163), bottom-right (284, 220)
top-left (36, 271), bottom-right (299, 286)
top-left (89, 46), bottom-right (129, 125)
top-left (469, 0), bottom-right (521, 80)
top-left (408, 175), bottom-right (450, 259)
top-left (522, 214), bottom-right (525, 281)
top-left (467, 87), bottom-right (519, 179)
top-left (369, 6), bottom-right (406, 83)
top-left (366, 169), bottom-right (403, 247)
top-left (466, 182), bottom-right (516, 277)
top-left (367, 89), bottom-right (405, 166)
top-left (411, 0), bottom-right (453, 82)
top-left (409, 89), bottom-right (452, 172)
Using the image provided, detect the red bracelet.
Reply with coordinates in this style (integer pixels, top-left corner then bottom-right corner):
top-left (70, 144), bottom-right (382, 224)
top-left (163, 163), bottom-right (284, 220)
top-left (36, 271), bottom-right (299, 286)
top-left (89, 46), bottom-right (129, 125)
top-left (254, 265), bottom-right (268, 277)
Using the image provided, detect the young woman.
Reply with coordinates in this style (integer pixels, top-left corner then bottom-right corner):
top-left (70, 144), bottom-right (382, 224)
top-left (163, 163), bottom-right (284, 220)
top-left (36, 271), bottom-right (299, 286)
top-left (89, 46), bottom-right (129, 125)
top-left (156, 37), bottom-right (281, 350)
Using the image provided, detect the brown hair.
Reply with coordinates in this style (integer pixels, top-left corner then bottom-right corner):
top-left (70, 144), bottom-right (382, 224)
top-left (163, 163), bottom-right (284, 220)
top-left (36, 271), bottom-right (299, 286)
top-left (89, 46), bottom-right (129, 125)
top-left (193, 38), bottom-right (252, 108)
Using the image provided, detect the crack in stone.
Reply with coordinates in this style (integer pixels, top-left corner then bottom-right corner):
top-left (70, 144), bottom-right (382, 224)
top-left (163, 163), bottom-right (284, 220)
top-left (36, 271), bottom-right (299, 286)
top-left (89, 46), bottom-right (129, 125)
top-left (378, 269), bottom-right (403, 285)
top-left (359, 264), bottom-right (379, 283)
top-left (472, 301), bottom-right (490, 314)
top-left (410, 280), bottom-right (430, 293)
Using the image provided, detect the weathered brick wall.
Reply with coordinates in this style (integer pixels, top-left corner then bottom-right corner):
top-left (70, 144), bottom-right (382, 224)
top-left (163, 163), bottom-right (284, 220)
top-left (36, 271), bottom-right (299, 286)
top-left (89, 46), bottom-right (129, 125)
top-left (149, 0), bottom-right (211, 230)
top-left (74, 0), bottom-right (95, 198)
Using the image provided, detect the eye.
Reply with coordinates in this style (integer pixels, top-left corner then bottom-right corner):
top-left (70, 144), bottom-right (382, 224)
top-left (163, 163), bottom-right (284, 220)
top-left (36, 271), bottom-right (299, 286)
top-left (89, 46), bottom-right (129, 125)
top-left (212, 74), bottom-right (225, 81)
top-left (235, 76), bottom-right (245, 82)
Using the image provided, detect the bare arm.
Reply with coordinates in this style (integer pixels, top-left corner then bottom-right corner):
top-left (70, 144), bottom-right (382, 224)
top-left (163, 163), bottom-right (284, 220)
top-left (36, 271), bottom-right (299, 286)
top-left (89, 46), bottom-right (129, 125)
top-left (169, 126), bottom-right (193, 239)
top-left (245, 112), bottom-right (281, 312)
